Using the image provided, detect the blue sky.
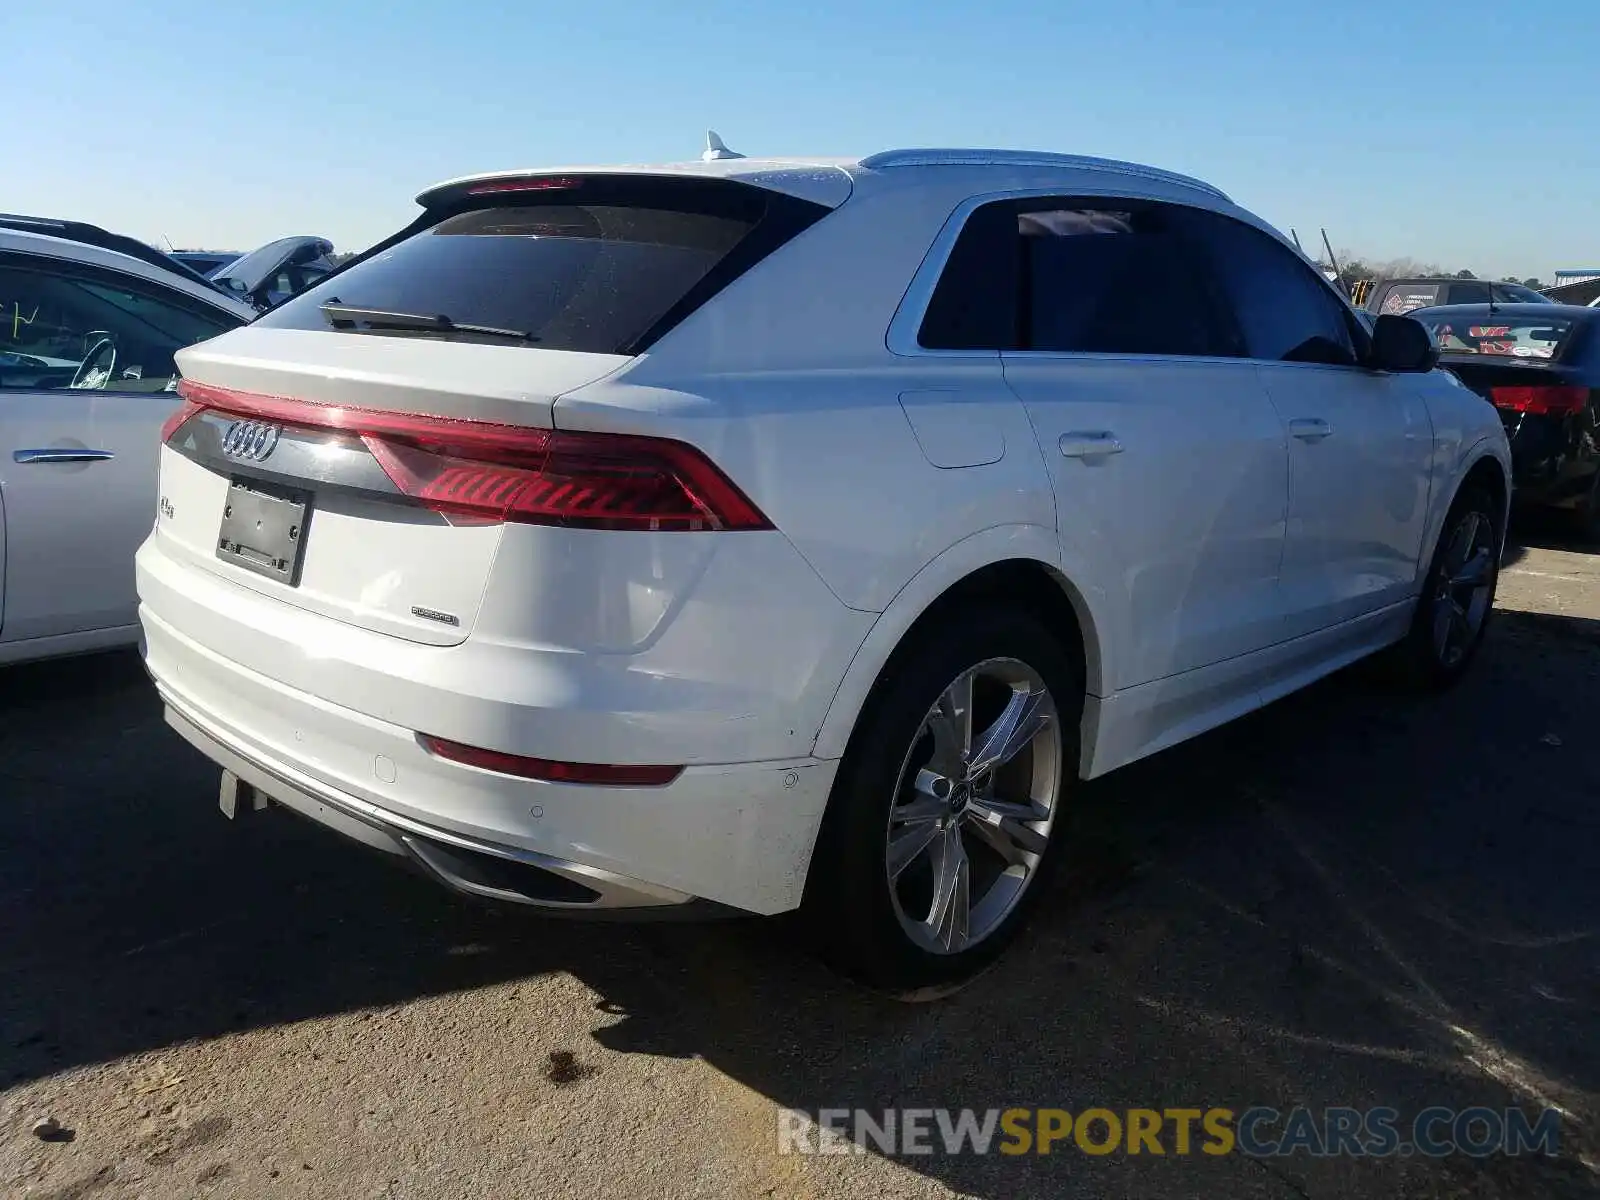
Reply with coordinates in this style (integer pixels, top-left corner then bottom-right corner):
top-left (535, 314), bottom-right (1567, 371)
top-left (7, 0), bottom-right (1597, 279)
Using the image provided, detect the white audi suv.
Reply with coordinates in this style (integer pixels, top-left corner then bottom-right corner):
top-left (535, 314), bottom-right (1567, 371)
top-left (137, 147), bottom-right (1511, 994)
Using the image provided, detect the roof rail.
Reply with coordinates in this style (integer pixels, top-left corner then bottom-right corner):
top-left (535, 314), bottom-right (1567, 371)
top-left (0, 213), bottom-right (219, 288)
top-left (856, 149), bottom-right (1229, 201)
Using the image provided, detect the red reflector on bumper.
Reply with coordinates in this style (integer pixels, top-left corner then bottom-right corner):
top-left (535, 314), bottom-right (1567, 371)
top-left (419, 734), bottom-right (682, 787)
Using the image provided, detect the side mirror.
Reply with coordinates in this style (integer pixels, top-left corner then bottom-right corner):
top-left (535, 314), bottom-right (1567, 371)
top-left (1369, 314), bottom-right (1439, 373)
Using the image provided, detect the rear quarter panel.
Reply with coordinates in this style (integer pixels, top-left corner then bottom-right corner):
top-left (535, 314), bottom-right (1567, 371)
top-left (1418, 368), bottom-right (1513, 556)
top-left (555, 367), bottom-right (1072, 763)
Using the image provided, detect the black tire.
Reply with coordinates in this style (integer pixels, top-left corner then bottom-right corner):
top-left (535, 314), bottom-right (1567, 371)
top-left (1387, 484), bottom-right (1501, 690)
top-left (802, 606), bottom-right (1082, 999)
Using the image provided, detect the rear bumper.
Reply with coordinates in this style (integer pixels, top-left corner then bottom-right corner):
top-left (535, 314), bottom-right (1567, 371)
top-left (1506, 416), bottom-right (1595, 505)
top-left (141, 600), bottom-right (842, 916)
top-left (137, 508), bottom-right (873, 768)
top-left (165, 698), bottom-right (702, 913)
top-left (1508, 458), bottom-right (1595, 507)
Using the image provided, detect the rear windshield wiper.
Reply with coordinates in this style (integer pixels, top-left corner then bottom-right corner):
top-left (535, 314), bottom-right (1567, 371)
top-left (319, 302), bottom-right (539, 343)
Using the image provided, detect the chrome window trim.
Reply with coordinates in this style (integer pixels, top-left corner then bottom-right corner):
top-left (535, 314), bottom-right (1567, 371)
top-left (1000, 350), bottom-right (1258, 367)
top-left (886, 187), bottom-right (1045, 360)
top-left (887, 188), bottom-right (1371, 368)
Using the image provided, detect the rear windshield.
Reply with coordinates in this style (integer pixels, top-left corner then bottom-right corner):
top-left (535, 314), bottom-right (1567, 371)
top-left (1414, 314), bottom-right (1577, 359)
top-left (256, 178), bottom-right (825, 354)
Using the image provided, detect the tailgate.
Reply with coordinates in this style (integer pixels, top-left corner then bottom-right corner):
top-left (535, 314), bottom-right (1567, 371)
top-left (159, 328), bottom-right (628, 646)
top-left (153, 175), bottom-right (829, 647)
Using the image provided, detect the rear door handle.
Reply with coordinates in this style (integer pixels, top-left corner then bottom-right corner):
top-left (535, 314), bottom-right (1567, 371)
top-left (1288, 419), bottom-right (1333, 442)
top-left (1059, 431), bottom-right (1124, 458)
top-left (13, 448), bottom-right (116, 464)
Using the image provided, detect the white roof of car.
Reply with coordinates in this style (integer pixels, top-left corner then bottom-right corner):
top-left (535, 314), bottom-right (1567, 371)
top-left (0, 227), bottom-right (256, 320)
top-left (418, 146), bottom-right (1231, 210)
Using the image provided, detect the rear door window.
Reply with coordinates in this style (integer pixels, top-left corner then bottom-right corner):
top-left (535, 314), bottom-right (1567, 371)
top-left (1019, 206), bottom-right (1244, 357)
top-left (918, 199), bottom-right (1246, 358)
top-left (256, 177), bottom-right (828, 354)
top-left (1447, 281), bottom-right (1493, 305)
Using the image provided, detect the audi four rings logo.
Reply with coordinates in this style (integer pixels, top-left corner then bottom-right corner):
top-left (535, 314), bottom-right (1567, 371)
top-left (221, 420), bottom-right (282, 462)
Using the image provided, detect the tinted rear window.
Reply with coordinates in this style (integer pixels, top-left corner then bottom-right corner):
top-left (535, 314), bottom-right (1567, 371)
top-left (918, 201), bottom-right (1246, 357)
top-left (1018, 208), bottom-right (1242, 357)
top-left (1414, 314), bottom-right (1577, 360)
top-left (1447, 282), bottom-right (1493, 305)
top-left (256, 179), bottom-right (825, 354)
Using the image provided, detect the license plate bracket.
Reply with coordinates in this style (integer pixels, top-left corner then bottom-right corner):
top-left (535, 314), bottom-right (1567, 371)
top-left (216, 480), bottom-right (311, 586)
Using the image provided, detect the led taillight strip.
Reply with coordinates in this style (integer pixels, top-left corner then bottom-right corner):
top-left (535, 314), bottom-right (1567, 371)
top-left (168, 380), bottom-right (771, 532)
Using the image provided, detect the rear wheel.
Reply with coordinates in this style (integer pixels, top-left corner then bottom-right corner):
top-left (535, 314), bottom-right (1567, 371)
top-left (804, 608), bottom-right (1081, 998)
top-left (1389, 485), bottom-right (1500, 689)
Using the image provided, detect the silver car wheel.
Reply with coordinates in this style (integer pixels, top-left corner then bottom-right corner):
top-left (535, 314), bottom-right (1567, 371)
top-left (1431, 508), bottom-right (1496, 668)
top-left (884, 657), bottom-right (1062, 956)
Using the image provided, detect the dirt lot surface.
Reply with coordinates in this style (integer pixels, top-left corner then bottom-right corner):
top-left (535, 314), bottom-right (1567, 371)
top-left (3, 523), bottom-right (1598, 1199)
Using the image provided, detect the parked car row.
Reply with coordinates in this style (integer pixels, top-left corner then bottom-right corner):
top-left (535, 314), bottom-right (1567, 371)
top-left (1356, 275), bottom-right (1553, 316)
top-left (1344, 274), bottom-right (1600, 533)
top-left (1, 143), bottom-right (1523, 993)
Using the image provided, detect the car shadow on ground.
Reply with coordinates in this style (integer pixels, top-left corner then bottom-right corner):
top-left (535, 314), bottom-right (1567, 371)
top-left (1504, 509), bottom-right (1595, 568)
top-left (2, 621), bottom-right (1598, 1197)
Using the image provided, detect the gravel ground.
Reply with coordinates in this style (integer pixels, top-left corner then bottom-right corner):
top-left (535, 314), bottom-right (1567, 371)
top-left (3, 522), bottom-right (1598, 1199)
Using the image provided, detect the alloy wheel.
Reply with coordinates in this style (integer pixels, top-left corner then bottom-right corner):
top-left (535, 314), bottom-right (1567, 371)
top-left (884, 657), bottom-right (1062, 955)
top-left (1431, 508), bottom-right (1496, 668)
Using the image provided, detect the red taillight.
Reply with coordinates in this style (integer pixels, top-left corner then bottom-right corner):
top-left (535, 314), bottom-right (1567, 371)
top-left (419, 734), bottom-right (682, 787)
top-left (464, 176), bottom-right (583, 195)
top-left (1490, 385), bottom-right (1589, 416)
top-left (174, 381), bottom-right (771, 532)
top-left (159, 395), bottom-right (205, 442)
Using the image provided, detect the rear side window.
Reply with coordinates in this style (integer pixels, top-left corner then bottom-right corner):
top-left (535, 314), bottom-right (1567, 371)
top-left (918, 202), bottom-right (1018, 350)
top-left (1448, 281), bottom-right (1493, 305)
top-left (919, 199), bottom-right (1245, 358)
top-left (257, 177), bottom-right (827, 354)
